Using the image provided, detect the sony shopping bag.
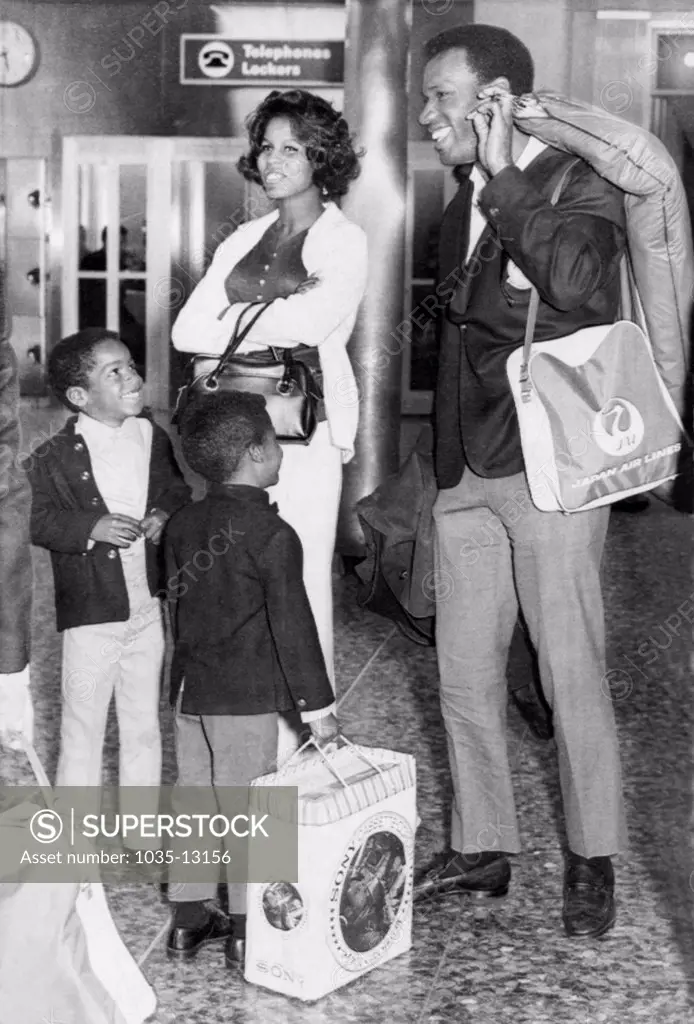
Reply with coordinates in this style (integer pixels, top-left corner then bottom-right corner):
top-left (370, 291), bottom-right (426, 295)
top-left (244, 737), bottom-right (416, 1002)
top-left (0, 744), bottom-right (157, 1024)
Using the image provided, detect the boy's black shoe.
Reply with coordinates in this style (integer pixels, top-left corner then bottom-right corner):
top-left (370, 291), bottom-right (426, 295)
top-left (224, 935), bottom-right (246, 968)
top-left (563, 854), bottom-right (616, 938)
top-left (224, 912), bottom-right (246, 968)
top-left (413, 850), bottom-right (510, 903)
top-left (166, 903), bottom-right (233, 960)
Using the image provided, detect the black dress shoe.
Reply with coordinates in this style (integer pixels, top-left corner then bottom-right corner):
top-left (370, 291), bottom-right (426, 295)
top-left (166, 905), bottom-right (233, 960)
top-left (563, 857), bottom-right (616, 938)
top-left (224, 935), bottom-right (246, 968)
top-left (413, 851), bottom-right (510, 903)
top-left (509, 683), bottom-right (554, 741)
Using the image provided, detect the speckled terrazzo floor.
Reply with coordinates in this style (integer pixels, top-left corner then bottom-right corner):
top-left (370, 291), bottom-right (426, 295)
top-left (5, 400), bottom-right (693, 1024)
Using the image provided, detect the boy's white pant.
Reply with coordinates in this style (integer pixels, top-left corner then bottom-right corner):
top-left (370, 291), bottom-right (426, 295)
top-left (267, 422), bottom-right (343, 764)
top-left (56, 599), bottom-right (164, 802)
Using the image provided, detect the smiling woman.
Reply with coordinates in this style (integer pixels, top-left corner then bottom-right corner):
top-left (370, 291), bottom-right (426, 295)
top-left (171, 89), bottom-right (368, 761)
top-left (255, 119), bottom-right (316, 202)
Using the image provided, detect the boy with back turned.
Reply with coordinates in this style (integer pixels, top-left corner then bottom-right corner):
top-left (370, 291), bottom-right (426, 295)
top-left (164, 391), bottom-right (337, 968)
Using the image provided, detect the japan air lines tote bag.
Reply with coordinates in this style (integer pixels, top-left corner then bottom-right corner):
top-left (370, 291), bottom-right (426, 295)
top-left (506, 165), bottom-right (687, 514)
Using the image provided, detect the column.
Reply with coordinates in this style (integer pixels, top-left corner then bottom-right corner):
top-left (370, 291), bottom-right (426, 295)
top-left (338, 0), bottom-right (413, 555)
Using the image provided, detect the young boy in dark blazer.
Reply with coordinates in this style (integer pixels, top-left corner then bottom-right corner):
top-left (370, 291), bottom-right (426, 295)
top-left (164, 391), bottom-right (337, 969)
top-left (25, 329), bottom-right (190, 801)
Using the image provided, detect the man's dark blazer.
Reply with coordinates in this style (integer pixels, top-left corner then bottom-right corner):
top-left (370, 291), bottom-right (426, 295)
top-left (25, 413), bottom-right (191, 632)
top-left (434, 147), bottom-right (626, 489)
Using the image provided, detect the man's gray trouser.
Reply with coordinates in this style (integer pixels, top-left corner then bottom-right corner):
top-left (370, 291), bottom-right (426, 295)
top-left (433, 468), bottom-right (628, 858)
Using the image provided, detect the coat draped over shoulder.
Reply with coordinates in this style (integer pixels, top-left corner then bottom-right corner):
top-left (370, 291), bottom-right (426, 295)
top-left (513, 92), bottom-right (693, 423)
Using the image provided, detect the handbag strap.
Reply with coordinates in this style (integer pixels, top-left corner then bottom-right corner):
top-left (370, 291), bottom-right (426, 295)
top-left (519, 158), bottom-right (581, 403)
top-left (209, 301), bottom-right (273, 383)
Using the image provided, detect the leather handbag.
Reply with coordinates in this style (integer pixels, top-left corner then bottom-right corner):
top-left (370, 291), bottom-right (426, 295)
top-left (173, 301), bottom-right (321, 444)
top-left (506, 163), bottom-right (687, 514)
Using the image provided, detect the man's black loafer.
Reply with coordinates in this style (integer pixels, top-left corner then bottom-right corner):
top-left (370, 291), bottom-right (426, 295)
top-left (413, 850), bottom-right (510, 903)
top-left (166, 905), bottom-right (233, 960)
top-left (563, 857), bottom-right (616, 938)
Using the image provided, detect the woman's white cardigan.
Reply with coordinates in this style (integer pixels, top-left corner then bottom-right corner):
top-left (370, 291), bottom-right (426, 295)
top-left (171, 202), bottom-right (368, 463)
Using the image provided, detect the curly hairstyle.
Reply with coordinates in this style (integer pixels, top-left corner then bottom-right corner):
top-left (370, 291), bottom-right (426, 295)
top-left (424, 25), bottom-right (534, 96)
top-left (178, 392), bottom-right (272, 482)
top-left (237, 89), bottom-right (362, 201)
top-left (48, 328), bottom-right (123, 412)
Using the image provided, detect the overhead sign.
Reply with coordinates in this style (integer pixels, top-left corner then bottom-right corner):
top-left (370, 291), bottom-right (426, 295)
top-left (180, 36), bottom-right (344, 86)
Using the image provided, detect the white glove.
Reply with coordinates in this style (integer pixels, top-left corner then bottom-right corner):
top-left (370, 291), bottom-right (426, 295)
top-left (0, 666), bottom-right (34, 751)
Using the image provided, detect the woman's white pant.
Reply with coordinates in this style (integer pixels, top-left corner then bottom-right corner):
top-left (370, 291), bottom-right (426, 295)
top-left (267, 422), bottom-right (343, 763)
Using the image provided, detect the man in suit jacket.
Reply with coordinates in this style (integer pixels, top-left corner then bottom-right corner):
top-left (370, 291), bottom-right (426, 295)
top-left (413, 24), bottom-right (628, 938)
top-left (0, 265), bottom-right (34, 752)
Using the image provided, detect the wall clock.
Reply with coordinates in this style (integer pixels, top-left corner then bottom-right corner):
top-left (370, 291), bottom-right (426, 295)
top-left (0, 22), bottom-right (39, 87)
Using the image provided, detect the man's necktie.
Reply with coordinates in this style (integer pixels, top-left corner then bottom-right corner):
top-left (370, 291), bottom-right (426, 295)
top-left (437, 173), bottom-right (473, 325)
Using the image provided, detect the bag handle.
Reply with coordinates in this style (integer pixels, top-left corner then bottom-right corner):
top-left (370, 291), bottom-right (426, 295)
top-left (274, 734), bottom-right (386, 790)
top-left (519, 158), bottom-right (581, 403)
top-left (208, 301), bottom-right (273, 386)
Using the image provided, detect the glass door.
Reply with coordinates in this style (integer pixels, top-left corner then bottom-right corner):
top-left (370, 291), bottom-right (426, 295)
top-left (63, 137), bottom-right (175, 410)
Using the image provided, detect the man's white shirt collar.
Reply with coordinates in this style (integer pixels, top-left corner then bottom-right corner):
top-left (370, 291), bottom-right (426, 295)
top-left (470, 135), bottom-right (548, 194)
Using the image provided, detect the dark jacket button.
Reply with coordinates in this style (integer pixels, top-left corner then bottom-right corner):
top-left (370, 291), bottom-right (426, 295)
top-left (80, 470), bottom-right (90, 481)
top-left (107, 549), bottom-right (118, 559)
top-left (297, 698), bottom-right (307, 709)
top-left (91, 497), bottom-right (100, 506)
top-left (74, 442), bottom-right (84, 452)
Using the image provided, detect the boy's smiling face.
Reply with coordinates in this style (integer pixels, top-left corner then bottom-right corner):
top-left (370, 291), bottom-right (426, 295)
top-left (67, 338), bottom-right (144, 427)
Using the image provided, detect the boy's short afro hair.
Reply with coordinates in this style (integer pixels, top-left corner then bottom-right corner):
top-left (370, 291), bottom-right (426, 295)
top-left (178, 391), bottom-right (273, 482)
